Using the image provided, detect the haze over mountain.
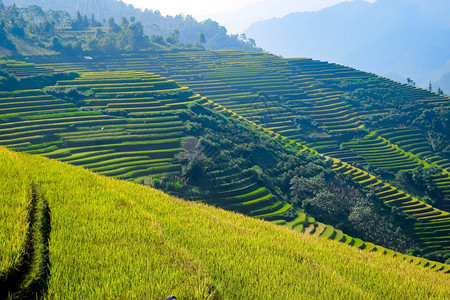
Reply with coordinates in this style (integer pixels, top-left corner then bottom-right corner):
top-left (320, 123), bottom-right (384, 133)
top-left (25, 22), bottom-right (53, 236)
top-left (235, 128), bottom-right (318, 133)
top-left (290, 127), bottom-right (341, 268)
top-left (245, 0), bottom-right (450, 92)
top-left (209, 0), bottom-right (375, 34)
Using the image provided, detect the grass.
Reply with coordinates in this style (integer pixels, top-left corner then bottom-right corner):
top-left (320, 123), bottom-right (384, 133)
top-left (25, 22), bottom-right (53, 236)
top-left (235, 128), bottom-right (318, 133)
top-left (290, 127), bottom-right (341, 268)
top-left (1, 146), bottom-right (450, 298)
top-left (0, 150), bottom-right (31, 281)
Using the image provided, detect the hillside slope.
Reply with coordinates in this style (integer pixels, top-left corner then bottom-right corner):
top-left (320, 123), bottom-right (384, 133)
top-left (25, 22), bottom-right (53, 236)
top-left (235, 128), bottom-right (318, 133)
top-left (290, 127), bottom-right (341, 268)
top-left (2, 52), bottom-right (450, 259)
top-left (1, 146), bottom-right (449, 299)
top-left (40, 50), bottom-right (448, 212)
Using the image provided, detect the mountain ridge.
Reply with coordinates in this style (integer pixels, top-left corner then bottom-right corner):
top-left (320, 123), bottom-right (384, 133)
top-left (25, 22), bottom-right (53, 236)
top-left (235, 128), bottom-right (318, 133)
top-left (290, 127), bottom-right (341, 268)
top-left (245, 0), bottom-right (450, 92)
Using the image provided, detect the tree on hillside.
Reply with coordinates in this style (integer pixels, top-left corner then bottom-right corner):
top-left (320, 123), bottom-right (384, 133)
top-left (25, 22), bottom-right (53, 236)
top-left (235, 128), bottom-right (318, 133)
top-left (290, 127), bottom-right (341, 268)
top-left (47, 10), bottom-right (71, 27)
top-left (22, 5), bottom-right (44, 22)
top-left (199, 32), bottom-right (206, 45)
top-left (0, 20), bottom-right (15, 50)
top-left (166, 29), bottom-right (180, 44)
top-left (71, 11), bottom-right (89, 30)
top-left (406, 77), bottom-right (416, 86)
top-left (108, 17), bottom-right (121, 33)
top-left (120, 16), bottom-right (128, 29)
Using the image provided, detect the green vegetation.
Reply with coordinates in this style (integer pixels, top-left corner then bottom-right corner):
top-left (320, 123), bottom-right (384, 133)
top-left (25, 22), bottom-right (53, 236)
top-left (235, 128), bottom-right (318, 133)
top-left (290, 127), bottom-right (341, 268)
top-left (0, 71), bottom-right (197, 182)
top-left (6, 0), bottom-right (260, 51)
top-left (1, 146), bottom-right (449, 299)
top-left (0, 60), bottom-right (78, 91)
top-left (331, 158), bottom-right (450, 260)
top-left (0, 2), bottom-right (198, 57)
top-left (0, 1), bottom-right (259, 58)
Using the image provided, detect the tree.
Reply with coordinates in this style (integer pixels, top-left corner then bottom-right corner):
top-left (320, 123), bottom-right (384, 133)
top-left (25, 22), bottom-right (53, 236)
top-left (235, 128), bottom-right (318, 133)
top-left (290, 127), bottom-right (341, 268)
top-left (0, 20), bottom-right (15, 50)
top-left (71, 11), bottom-right (87, 30)
top-left (199, 32), bottom-right (206, 45)
top-left (108, 17), bottom-right (115, 27)
top-left (23, 5), bottom-right (44, 23)
top-left (166, 30), bottom-right (180, 44)
top-left (108, 17), bottom-right (121, 33)
top-left (95, 28), bottom-right (104, 38)
top-left (290, 175), bottom-right (325, 205)
top-left (176, 137), bottom-right (209, 184)
top-left (406, 77), bottom-right (416, 86)
top-left (306, 189), bottom-right (337, 217)
top-left (121, 16), bottom-right (129, 29)
top-left (437, 87), bottom-right (444, 95)
top-left (47, 10), bottom-right (71, 27)
top-left (76, 11), bottom-right (82, 24)
top-left (83, 15), bottom-right (89, 27)
top-left (428, 81), bottom-right (432, 91)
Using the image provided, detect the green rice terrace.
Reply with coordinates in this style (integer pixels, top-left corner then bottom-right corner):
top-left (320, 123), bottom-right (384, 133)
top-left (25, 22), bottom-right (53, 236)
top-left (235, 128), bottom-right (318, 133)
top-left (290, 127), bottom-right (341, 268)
top-left (1, 50), bottom-right (450, 274)
top-left (0, 64), bottom-right (303, 227)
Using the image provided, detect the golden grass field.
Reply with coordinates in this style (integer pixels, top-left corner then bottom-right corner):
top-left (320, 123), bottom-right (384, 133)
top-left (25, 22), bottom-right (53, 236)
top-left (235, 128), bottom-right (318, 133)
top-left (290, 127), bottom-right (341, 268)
top-left (1, 146), bottom-right (449, 299)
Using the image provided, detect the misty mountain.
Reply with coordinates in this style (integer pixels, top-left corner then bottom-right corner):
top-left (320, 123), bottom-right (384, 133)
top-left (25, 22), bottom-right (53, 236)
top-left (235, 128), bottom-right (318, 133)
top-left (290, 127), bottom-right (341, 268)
top-left (245, 0), bottom-right (450, 92)
top-left (210, 0), bottom-right (346, 34)
top-left (2, 0), bottom-right (259, 51)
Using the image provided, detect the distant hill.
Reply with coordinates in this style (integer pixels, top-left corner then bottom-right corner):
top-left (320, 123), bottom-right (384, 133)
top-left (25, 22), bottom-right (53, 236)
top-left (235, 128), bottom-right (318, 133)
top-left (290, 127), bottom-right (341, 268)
top-left (2, 0), bottom-right (259, 51)
top-left (245, 0), bottom-right (450, 93)
top-left (210, 0), bottom-right (350, 34)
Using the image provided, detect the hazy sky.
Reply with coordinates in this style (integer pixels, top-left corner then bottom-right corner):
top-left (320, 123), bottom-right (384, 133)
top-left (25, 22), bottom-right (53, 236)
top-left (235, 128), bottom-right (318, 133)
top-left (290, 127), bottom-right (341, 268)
top-left (123, 0), bottom-right (376, 33)
top-left (123, 0), bottom-right (265, 16)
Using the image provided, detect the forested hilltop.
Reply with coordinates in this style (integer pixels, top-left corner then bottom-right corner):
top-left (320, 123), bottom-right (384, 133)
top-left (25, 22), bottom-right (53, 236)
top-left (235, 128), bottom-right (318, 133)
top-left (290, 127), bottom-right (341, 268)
top-left (2, 0), bottom-right (259, 52)
top-left (0, 2), bottom-right (210, 57)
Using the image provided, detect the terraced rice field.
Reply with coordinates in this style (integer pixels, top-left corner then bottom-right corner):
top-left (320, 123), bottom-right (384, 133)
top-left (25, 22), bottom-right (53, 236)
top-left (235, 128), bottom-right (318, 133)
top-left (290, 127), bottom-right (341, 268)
top-left (197, 96), bottom-right (450, 257)
top-left (196, 95), bottom-right (450, 258)
top-left (275, 212), bottom-right (450, 272)
top-left (0, 71), bottom-right (194, 180)
top-left (342, 129), bottom-right (450, 211)
top-left (36, 52), bottom-right (447, 181)
top-left (0, 66), bottom-right (300, 222)
top-left (301, 221), bottom-right (448, 270)
top-left (36, 52), bottom-right (368, 149)
top-left (11, 52), bottom-right (450, 257)
top-left (343, 131), bottom-right (423, 171)
top-left (376, 128), bottom-right (434, 158)
top-left (0, 60), bottom-right (55, 77)
top-left (35, 51), bottom-right (449, 156)
top-left (204, 166), bottom-right (294, 218)
top-left (331, 158), bottom-right (450, 257)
